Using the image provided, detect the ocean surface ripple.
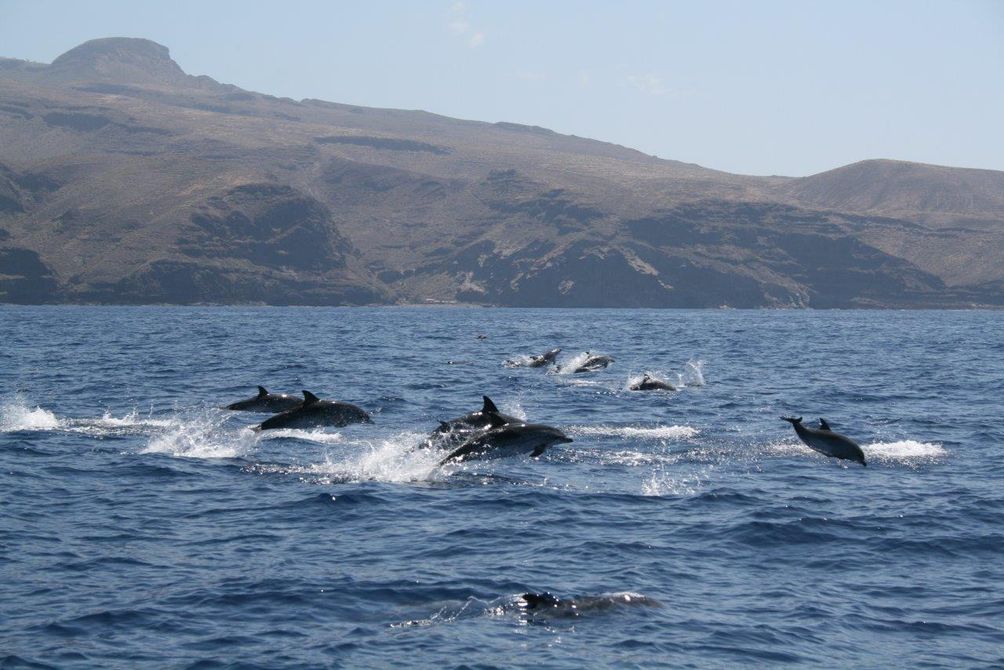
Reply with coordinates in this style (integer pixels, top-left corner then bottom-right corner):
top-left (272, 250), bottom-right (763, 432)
top-left (1, 306), bottom-right (1002, 667)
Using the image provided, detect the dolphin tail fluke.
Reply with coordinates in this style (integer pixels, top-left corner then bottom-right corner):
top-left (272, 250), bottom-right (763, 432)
top-left (482, 396), bottom-right (499, 414)
top-left (780, 416), bottom-right (803, 424)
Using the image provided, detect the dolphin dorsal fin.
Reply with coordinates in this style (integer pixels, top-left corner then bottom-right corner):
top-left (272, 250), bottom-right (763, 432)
top-left (818, 418), bottom-right (831, 431)
top-left (257, 386), bottom-right (268, 397)
top-left (486, 411), bottom-right (509, 428)
top-left (482, 396), bottom-right (499, 414)
top-left (302, 390), bottom-right (320, 405)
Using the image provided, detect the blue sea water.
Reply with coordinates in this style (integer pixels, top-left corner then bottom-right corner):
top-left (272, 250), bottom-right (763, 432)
top-left (1, 306), bottom-right (1002, 668)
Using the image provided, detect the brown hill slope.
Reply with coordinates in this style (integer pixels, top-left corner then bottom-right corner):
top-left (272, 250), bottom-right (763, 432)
top-left (0, 38), bottom-right (1001, 306)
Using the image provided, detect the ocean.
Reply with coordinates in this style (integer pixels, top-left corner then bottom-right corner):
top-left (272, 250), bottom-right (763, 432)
top-left (1, 306), bottom-right (1002, 668)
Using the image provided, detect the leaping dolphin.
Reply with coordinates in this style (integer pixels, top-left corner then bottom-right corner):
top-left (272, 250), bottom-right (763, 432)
top-left (560, 352), bottom-right (615, 373)
top-left (253, 391), bottom-right (371, 431)
top-left (439, 411), bottom-right (572, 465)
top-left (434, 396), bottom-right (520, 434)
top-left (223, 386), bottom-right (303, 413)
top-left (781, 416), bottom-right (867, 466)
top-left (424, 396), bottom-right (521, 450)
top-left (528, 348), bottom-right (561, 367)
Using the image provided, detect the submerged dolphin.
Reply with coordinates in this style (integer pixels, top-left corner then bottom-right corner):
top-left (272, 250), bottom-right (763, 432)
top-left (629, 374), bottom-right (676, 391)
top-left (439, 411), bottom-right (572, 465)
top-left (223, 386), bottom-right (303, 413)
top-left (253, 391), bottom-right (371, 431)
top-left (781, 416), bottom-right (867, 466)
top-left (521, 592), bottom-right (660, 617)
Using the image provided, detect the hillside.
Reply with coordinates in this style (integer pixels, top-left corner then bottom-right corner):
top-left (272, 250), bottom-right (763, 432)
top-left (1, 38), bottom-right (1001, 307)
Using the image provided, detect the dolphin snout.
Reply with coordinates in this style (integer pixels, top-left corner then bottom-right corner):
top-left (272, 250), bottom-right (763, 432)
top-left (556, 435), bottom-right (574, 444)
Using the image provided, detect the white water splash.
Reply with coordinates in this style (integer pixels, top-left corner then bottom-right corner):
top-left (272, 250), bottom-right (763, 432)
top-left (568, 425), bottom-right (699, 440)
top-left (0, 395), bottom-right (60, 431)
top-left (143, 411), bottom-right (257, 459)
top-left (502, 354), bottom-right (535, 368)
top-left (498, 398), bottom-right (528, 422)
top-left (642, 468), bottom-right (707, 496)
top-left (683, 359), bottom-right (705, 386)
top-left (274, 431), bottom-right (445, 484)
top-left (624, 359), bottom-right (705, 391)
top-left (552, 351), bottom-right (614, 375)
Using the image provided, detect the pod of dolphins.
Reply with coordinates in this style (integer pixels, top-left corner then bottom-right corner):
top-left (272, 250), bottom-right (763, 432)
top-left (222, 345), bottom-right (870, 468)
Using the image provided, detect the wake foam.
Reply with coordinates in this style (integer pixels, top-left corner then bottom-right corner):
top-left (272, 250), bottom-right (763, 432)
top-left (257, 429), bottom-right (344, 445)
top-left (864, 440), bottom-right (946, 463)
top-left (1, 395), bottom-right (175, 438)
top-left (568, 425), bottom-right (699, 440)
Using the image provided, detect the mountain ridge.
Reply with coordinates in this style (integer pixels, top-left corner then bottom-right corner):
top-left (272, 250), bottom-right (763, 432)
top-left (1, 38), bottom-right (1001, 307)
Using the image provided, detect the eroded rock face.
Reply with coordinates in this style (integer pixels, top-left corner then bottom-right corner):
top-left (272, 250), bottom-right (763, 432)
top-left (184, 184), bottom-right (350, 271)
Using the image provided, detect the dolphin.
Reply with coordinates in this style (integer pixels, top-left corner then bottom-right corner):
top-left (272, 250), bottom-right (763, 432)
top-left (504, 348), bottom-right (561, 369)
top-left (439, 411), bottom-right (572, 465)
top-left (560, 352), bottom-right (615, 373)
top-left (781, 416), bottom-right (867, 466)
top-left (253, 391), bottom-right (371, 431)
top-left (528, 348), bottom-right (561, 367)
top-left (223, 386), bottom-right (304, 413)
top-left (521, 592), bottom-right (661, 617)
top-left (629, 374), bottom-right (676, 391)
top-left (433, 396), bottom-right (520, 435)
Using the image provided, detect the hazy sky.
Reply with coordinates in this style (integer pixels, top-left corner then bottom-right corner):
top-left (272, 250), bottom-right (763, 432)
top-left (1, 0), bottom-right (1002, 176)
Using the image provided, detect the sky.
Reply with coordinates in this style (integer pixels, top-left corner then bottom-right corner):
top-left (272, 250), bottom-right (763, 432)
top-left (1, 0), bottom-right (1002, 176)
